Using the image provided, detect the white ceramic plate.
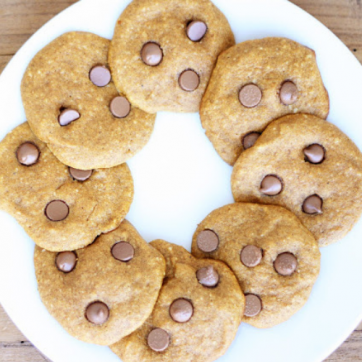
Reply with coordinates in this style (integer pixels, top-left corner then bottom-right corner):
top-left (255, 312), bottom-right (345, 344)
top-left (1, 0), bottom-right (362, 361)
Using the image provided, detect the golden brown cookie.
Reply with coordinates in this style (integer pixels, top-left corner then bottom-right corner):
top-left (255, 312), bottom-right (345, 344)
top-left (34, 220), bottom-right (165, 345)
top-left (109, 0), bottom-right (235, 113)
top-left (231, 114), bottom-right (362, 246)
top-left (192, 203), bottom-right (320, 328)
top-left (21, 32), bottom-right (155, 170)
top-left (201, 37), bottom-right (330, 165)
top-left (0, 123), bottom-right (133, 251)
top-left (111, 240), bottom-right (244, 362)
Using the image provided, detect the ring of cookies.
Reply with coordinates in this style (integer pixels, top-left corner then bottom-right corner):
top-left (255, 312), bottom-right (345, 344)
top-left (1, 0), bottom-right (362, 361)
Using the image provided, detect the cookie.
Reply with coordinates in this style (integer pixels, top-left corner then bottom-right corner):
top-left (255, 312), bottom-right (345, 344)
top-left (0, 122), bottom-right (133, 251)
top-left (200, 37), bottom-right (330, 165)
top-left (111, 240), bottom-right (244, 362)
top-left (21, 32), bottom-right (155, 170)
top-left (192, 203), bottom-right (320, 328)
top-left (109, 0), bottom-right (235, 113)
top-left (34, 220), bottom-right (165, 345)
top-left (231, 114), bottom-right (362, 246)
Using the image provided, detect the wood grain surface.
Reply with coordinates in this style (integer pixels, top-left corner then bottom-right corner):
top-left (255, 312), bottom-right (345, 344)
top-left (0, 0), bottom-right (362, 361)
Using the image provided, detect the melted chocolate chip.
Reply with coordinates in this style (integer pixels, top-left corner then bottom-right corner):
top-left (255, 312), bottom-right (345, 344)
top-left (45, 200), bottom-right (69, 222)
top-left (197, 230), bottom-right (219, 253)
top-left (16, 142), bottom-right (40, 166)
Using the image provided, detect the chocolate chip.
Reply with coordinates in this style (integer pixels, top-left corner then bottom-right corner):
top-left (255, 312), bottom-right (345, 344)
top-left (244, 294), bottom-right (262, 317)
top-left (260, 175), bottom-right (283, 196)
top-left (240, 245), bottom-right (263, 268)
top-left (85, 302), bottom-right (109, 325)
top-left (274, 253), bottom-right (298, 276)
top-left (58, 109), bottom-right (80, 126)
top-left (304, 144), bottom-right (325, 164)
top-left (55, 251), bottom-right (77, 273)
top-left (141, 42), bottom-right (163, 66)
top-left (197, 230), bottom-right (219, 253)
top-left (196, 266), bottom-right (219, 288)
top-left (110, 96), bottom-right (131, 118)
top-left (303, 194), bottom-right (323, 214)
top-left (280, 81), bottom-right (298, 105)
top-left (169, 298), bottom-right (194, 323)
top-left (45, 200), bottom-right (69, 222)
top-left (147, 328), bottom-right (170, 352)
top-left (179, 70), bottom-right (200, 92)
top-left (243, 132), bottom-right (260, 150)
top-left (89, 65), bottom-right (111, 87)
top-left (69, 167), bottom-right (93, 181)
top-left (186, 20), bottom-right (207, 42)
top-left (16, 142), bottom-right (40, 166)
top-left (111, 242), bottom-right (134, 262)
top-left (239, 84), bottom-right (262, 108)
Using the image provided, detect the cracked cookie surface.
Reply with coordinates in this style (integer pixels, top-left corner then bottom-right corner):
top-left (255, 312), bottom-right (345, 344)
top-left (21, 32), bottom-right (155, 170)
top-left (111, 239), bottom-right (244, 362)
top-left (231, 114), bottom-right (362, 246)
top-left (192, 203), bottom-right (320, 328)
top-left (201, 37), bottom-right (329, 165)
top-left (0, 123), bottom-right (133, 251)
top-left (109, 0), bottom-right (235, 113)
top-left (34, 220), bottom-right (165, 345)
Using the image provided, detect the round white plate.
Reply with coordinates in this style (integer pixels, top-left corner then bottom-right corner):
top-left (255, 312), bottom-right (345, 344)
top-left (1, 0), bottom-right (362, 361)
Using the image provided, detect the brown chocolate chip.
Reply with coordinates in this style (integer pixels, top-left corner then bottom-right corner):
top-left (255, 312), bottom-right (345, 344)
top-left (239, 84), bottom-right (262, 108)
top-left (147, 328), bottom-right (170, 352)
top-left (243, 132), bottom-right (260, 150)
top-left (55, 251), bottom-right (77, 273)
top-left (85, 302), bottom-right (109, 325)
top-left (169, 299), bottom-right (194, 323)
top-left (240, 245), bottom-right (263, 268)
top-left (141, 42), bottom-right (163, 66)
top-left (196, 266), bottom-right (219, 287)
top-left (110, 96), bottom-right (131, 118)
top-left (280, 81), bottom-right (298, 105)
top-left (89, 65), bottom-right (111, 87)
top-left (274, 253), bottom-right (298, 276)
top-left (186, 20), bottom-right (207, 42)
top-left (244, 294), bottom-right (262, 317)
top-left (197, 230), bottom-right (219, 253)
top-left (69, 167), bottom-right (93, 181)
top-left (111, 241), bottom-right (134, 262)
top-left (304, 144), bottom-right (325, 164)
top-left (45, 200), bottom-right (69, 222)
top-left (303, 194), bottom-right (323, 214)
top-left (179, 70), bottom-right (200, 92)
top-left (16, 142), bottom-right (40, 166)
top-left (58, 109), bottom-right (80, 126)
top-left (260, 175), bottom-right (283, 196)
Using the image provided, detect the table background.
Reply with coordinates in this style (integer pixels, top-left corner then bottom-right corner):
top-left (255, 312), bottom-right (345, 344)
top-left (0, 0), bottom-right (361, 361)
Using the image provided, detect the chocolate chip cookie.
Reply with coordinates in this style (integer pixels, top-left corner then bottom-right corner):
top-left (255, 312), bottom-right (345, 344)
top-left (111, 239), bottom-right (244, 362)
top-left (109, 0), bottom-right (235, 113)
top-left (231, 114), bottom-right (362, 247)
top-left (200, 37), bottom-right (330, 165)
top-left (192, 203), bottom-right (320, 328)
top-left (34, 220), bottom-right (165, 345)
top-left (21, 32), bottom-right (155, 170)
top-left (0, 123), bottom-right (133, 251)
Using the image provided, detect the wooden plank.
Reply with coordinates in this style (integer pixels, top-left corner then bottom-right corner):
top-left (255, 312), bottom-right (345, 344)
top-left (0, 306), bottom-right (50, 361)
top-left (325, 331), bottom-right (362, 361)
top-left (0, 0), bottom-right (77, 71)
top-left (290, 0), bottom-right (362, 63)
top-left (0, 55), bottom-right (12, 74)
top-left (0, 306), bottom-right (25, 343)
top-left (0, 344), bottom-right (50, 362)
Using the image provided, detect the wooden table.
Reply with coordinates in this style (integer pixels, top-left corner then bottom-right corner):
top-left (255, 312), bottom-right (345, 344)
top-left (0, 0), bottom-right (361, 361)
